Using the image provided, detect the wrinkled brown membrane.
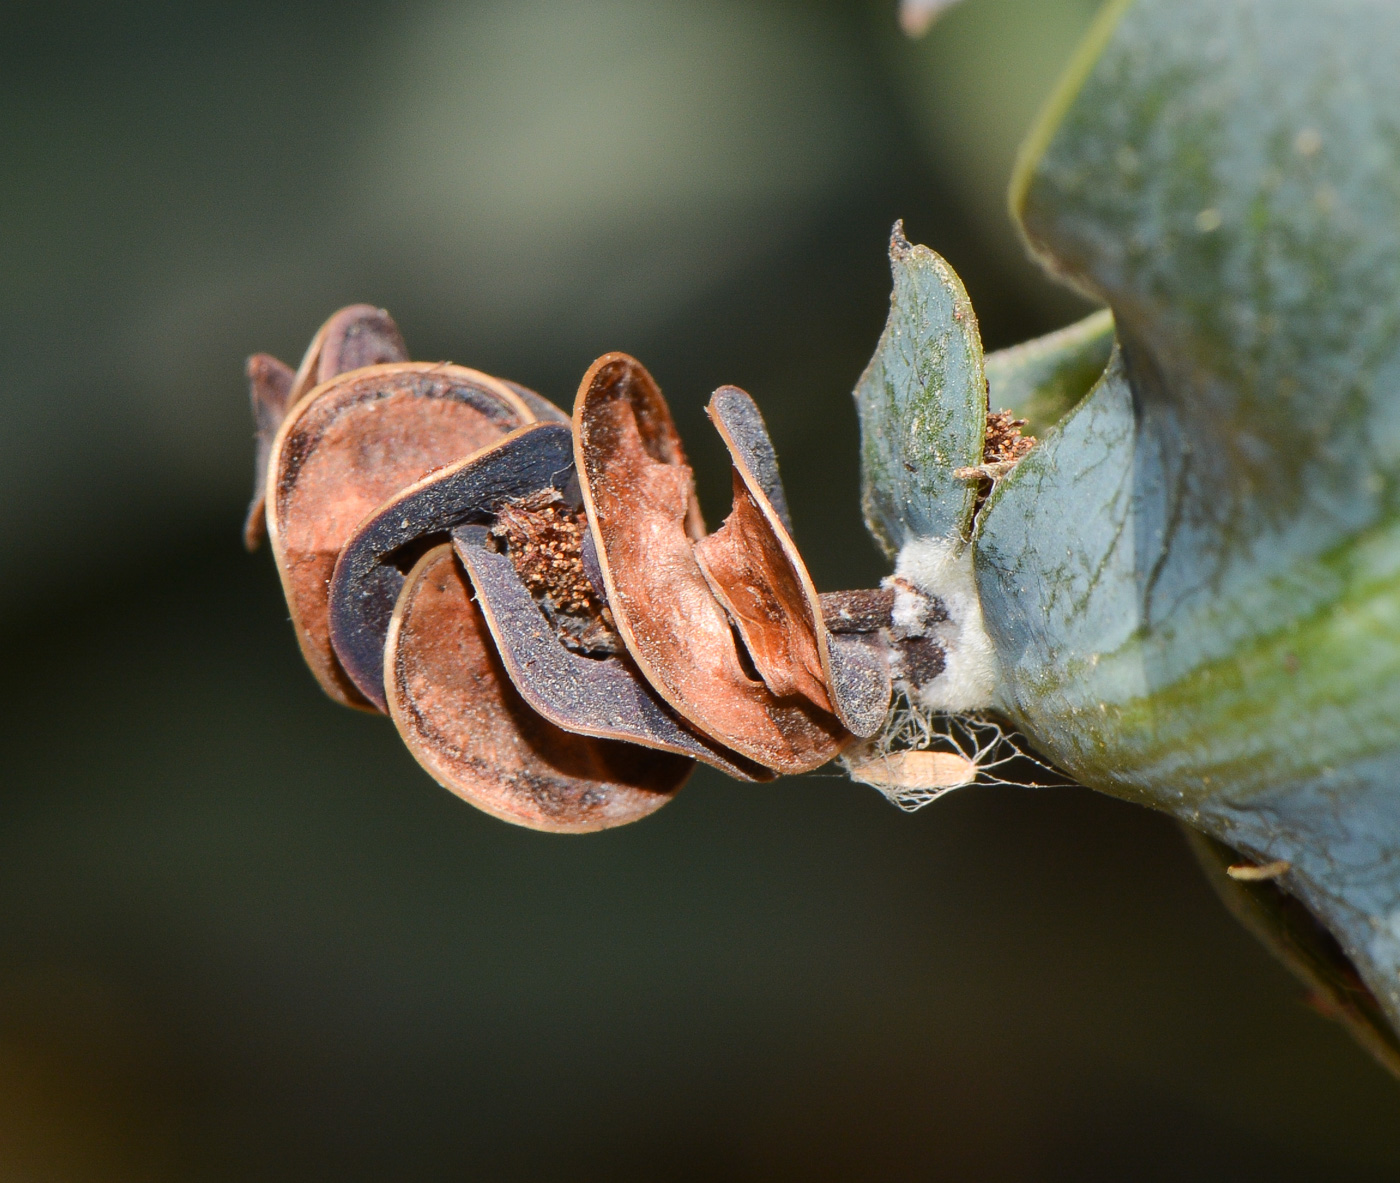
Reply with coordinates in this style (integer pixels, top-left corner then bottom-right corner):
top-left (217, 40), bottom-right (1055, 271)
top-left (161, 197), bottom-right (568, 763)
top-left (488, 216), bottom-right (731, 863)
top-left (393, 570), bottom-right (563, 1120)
top-left (694, 469), bottom-right (832, 710)
top-left (385, 545), bottom-right (690, 832)
top-left (701, 386), bottom-right (890, 740)
top-left (242, 353), bottom-right (295, 551)
top-left (573, 354), bottom-right (847, 774)
top-left (266, 363), bottom-right (536, 709)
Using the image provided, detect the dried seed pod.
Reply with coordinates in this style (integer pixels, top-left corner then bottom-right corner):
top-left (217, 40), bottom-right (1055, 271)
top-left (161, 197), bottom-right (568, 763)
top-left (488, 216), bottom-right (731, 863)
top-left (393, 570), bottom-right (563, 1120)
top-left (242, 353), bottom-right (295, 551)
top-left (287, 304), bottom-right (409, 408)
top-left (823, 639), bottom-right (895, 739)
top-left (819, 591), bottom-right (896, 741)
top-left (454, 525), bottom-right (774, 782)
top-left (501, 379), bottom-right (571, 426)
top-left (694, 388), bottom-right (832, 711)
top-left (703, 384), bottom-right (794, 531)
top-left (266, 363), bottom-right (537, 709)
top-left (573, 354), bottom-right (848, 774)
top-left (245, 307), bottom-right (410, 553)
top-left (328, 424), bottom-right (576, 711)
top-left (697, 388), bottom-right (891, 739)
top-left (385, 544), bottom-right (691, 832)
top-left (687, 385), bottom-right (893, 739)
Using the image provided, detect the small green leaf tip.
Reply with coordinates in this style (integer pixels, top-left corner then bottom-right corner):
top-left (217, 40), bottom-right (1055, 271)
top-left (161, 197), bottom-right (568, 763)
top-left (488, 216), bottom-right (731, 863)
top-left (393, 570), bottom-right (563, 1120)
top-left (854, 222), bottom-right (987, 559)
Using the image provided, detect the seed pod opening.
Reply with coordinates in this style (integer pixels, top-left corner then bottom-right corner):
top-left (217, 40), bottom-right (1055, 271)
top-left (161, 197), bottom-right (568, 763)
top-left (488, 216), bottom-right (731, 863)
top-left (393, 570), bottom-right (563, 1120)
top-left (266, 363), bottom-right (536, 709)
top-left (385, 544), bottom-right (691, 832)
top-left (454, 525), bottom-right (774, 782)
top-left (328, 424), bottom-right (576, 710)
top-left (702, 387), bottom-right (890, 739)
top-left (573, 354), bottom-right (848, 774)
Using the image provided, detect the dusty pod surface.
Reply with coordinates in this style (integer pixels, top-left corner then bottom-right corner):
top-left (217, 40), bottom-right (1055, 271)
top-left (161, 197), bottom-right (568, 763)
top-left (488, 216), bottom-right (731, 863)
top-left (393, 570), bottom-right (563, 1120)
top-left (266, 363), bottom-right (537, 709)
top-left (328, 424), bottom-right (575, 710)
top-left (453, 525), bottom-right (774, 781)
top-left (819, 590), bottom-right (895, 741)
top-left (385, 544), bottom-right (691, 833)
top-left (573, 354), bottom-right (848, 774)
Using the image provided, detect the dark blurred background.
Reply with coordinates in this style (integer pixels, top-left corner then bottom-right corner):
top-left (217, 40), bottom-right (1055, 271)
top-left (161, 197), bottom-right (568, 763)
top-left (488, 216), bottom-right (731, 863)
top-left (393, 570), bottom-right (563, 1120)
top-left (2, 1), bottom-right (1398, 1178)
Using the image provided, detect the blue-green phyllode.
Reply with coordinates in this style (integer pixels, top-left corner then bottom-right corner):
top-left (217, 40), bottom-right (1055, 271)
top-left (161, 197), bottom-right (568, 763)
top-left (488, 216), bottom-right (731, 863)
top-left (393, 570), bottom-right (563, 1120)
top-left (857, 0), bottom-right (1400, 1061)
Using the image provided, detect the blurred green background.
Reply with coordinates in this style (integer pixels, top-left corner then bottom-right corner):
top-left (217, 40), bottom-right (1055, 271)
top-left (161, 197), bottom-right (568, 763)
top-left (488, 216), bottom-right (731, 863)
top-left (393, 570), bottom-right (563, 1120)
top-left (3, 0), bottom-right (1398, 1178)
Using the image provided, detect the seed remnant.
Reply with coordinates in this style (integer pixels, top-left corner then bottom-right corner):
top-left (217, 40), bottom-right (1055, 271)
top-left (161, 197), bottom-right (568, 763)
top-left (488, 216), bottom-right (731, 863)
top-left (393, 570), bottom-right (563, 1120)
top-left (492, 489), bottom-right (621, 654)
top-left (493, 490), bottom-right (602, 616)
top-left (1227, 859), bottom-right (1292, 882)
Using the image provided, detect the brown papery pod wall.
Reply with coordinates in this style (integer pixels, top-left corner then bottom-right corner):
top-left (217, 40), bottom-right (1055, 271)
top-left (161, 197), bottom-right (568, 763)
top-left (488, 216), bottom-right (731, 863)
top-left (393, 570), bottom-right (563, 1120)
top-left (384, 544), bottom-right (691, 833)
top-left (573, 354), bottom-right (848, 774)
top-left (244, 306), bottom-right (411, 551)
top-left (694, 388), bottom-right (834, 714)
top-left (265, 363), bottom-right (537, 709)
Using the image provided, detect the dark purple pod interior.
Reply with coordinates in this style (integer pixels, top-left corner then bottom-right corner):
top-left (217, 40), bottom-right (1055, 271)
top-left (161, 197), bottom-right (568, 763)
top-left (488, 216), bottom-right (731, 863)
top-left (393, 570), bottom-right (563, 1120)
top-left (328, 423), bottom-right (575, 711)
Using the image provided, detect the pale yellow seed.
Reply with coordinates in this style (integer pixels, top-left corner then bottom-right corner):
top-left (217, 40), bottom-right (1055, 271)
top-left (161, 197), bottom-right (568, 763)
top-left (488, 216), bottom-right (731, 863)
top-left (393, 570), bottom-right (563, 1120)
top-left (845, 750), bottom-right (977, 792)
top-left (1226, 859), bottom-right (1292, 882)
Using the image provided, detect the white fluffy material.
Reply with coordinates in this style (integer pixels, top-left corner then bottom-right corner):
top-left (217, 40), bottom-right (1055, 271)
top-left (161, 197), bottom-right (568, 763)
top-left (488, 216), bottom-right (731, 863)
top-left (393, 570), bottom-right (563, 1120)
top-left (887, 536), bottom-right (999, 712)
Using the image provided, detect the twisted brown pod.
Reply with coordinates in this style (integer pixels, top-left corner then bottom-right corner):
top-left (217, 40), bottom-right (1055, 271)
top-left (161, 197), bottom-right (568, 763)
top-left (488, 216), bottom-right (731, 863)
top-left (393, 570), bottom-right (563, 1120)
top-left (573, 354), bottom-right (848, 774)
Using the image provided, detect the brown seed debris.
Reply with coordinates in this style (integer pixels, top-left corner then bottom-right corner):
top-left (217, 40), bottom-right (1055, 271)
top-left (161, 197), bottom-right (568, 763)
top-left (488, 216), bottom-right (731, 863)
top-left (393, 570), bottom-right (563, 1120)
top-left (952, 408), bottom-right (1037, 502)
top-left (455, 526), bottom-right (773, 781)
top-left (492, 491), bottom-right (603, 617)
top-left (983, 408), bottom-right (1036, 465)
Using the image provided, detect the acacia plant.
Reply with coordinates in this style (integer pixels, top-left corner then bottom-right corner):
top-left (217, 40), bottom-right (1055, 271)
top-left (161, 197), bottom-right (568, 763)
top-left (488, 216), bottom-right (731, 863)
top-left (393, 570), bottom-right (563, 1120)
top-left (248, 0), bottom-right (1400, 1071)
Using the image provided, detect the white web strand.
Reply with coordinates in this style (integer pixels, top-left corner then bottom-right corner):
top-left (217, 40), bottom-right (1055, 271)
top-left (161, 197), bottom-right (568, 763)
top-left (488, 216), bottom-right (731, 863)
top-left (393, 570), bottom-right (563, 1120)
top-left (840, 689), bottom-right (1056, 812)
